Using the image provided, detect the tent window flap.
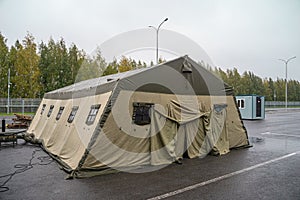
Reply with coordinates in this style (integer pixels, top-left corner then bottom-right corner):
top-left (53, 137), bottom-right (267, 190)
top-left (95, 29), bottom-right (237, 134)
top-left (132, 102), bottom-right (153, 125)
top-left (86, 104), bottom-right (101, 125)
top-left (47, 105), bottom-right (54, 117)
top-left (67, 106), bottom-right (79, 123)
top-left (56, 106), bottom-right (65, 120)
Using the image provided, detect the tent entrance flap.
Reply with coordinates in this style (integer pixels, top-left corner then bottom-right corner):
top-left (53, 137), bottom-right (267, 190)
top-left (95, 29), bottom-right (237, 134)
top-left (205, 104), bottom-right (229, 155)
top-left (150, 101), bottom-right (230, 163)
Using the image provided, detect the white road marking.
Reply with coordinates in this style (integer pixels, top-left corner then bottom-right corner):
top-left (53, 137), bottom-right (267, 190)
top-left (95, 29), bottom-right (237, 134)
top-left (260, 132), bottom-right (300, 138)
top-left (147, 151), bottom-right (300, 200)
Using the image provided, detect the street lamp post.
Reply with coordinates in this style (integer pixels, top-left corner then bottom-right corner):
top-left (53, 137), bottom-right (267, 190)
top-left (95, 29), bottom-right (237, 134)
top-left (7, 68), bottom-right (11, 114)
top-left (278, 56), bottom-right (296, 110)
top-left (149, 18), bottom-right (168, 64)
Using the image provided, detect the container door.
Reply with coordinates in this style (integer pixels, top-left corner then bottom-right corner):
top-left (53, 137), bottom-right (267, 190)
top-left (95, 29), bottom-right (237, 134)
top-left (256, 97), bottom-right (262, 117)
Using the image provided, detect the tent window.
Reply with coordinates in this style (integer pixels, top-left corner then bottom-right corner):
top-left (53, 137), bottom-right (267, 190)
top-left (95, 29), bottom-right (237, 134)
top-left (67, 106), bottom-right (79, 123)
top-left (56, 106), bottom-right (64, 120)
top-left (47, 105), bottom-right (54, 117)
top-left (86, 104), bottom-right (101, 125)
top-left (237, 99), bottom-right (245, 109)
top-left (41, 104), bottom-right (46, 115)
top-left (214, 104), bottom-right (227, 113)
top-left (132, 102), bottom-right (153, 125)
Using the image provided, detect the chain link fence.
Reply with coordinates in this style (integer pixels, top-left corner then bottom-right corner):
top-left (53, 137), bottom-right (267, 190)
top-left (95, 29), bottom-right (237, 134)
top-left (0, 98), bottom-right (41, 113)
top-left (265, 101), bottom-right (300, 107)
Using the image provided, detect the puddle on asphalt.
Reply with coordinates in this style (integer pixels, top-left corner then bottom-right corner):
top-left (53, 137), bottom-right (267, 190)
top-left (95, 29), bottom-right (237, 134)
top-left (249, 136), bottom-right (265, 144)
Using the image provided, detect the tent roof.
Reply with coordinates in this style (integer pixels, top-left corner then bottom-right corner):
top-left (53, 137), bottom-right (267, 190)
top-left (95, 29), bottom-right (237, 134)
top-left (46, 67), bottom-right (152, 94)
top-left (44, 56), bottom-right (233, 99)
top-left (44, 64), bottom-right (154, 99)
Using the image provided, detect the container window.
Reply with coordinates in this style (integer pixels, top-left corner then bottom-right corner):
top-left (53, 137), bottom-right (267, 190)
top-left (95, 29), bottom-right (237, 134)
top-left (132, 102), bottom-right (153, 125)
top-left (47, 105), bottom-right (54, 117)
top-left (56, 106), bottom-right (65, 120)
top-left (41, 104), bottom-right (46, 115)
top-left (241, 99), bottom-right (245, 108)
top-left (67, 106), bottom-right (79, 123)
top-left (86, 104), bottom-right (101, 125)
top-left (237, 99), bottom-right (245, 109)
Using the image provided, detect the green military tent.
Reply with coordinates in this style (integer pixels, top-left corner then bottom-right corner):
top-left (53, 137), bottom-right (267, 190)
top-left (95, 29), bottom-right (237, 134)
top-left (27, 55), bottom-right (249, 177)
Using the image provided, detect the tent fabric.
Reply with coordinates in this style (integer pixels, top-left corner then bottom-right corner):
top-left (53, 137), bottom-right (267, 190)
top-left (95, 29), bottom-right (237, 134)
top-left (150, 114), bottom-right (177, 165)
top-left (78, 93), bottom-right (239, 171)
top-left (26, 55), bottom-right (250, 177)
top-left (27, 92), bottom-right (112, 170)
top-left (153, 100), bottom-right (229, 159)
top-left (205, 105), bottom-right (230, 155)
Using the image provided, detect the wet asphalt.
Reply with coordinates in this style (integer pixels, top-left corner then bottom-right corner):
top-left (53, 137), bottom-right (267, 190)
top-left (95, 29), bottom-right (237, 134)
top-left (0, 108), bottom-right (300, 200)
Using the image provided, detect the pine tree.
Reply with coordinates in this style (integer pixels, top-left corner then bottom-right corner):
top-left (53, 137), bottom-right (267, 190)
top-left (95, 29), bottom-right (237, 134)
top-left (118, 56), bottom-right (132, 72)
top-left (76, 47), bottom-right (106, 81)
top-left (68, 43), bottom-right (85, 84)
top-left (0, 33), bottom-right (9, 97)
top-left (12, 32), bottom-right (41, 98)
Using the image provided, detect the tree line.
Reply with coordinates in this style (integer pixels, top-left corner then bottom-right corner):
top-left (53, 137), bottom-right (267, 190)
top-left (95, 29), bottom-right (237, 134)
top-left (212, 67), bottom-right (300, 101)
top-left (0, 32), bottom-right (299, 101)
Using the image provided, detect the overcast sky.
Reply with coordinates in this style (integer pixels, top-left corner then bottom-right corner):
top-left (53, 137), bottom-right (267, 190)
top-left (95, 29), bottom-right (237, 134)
top-left (0, 0), bottom-right (299, 80)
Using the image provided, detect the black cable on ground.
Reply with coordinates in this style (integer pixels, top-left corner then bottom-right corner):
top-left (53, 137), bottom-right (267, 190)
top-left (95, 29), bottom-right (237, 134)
top-left (0, 146), bottom-right (54, 193)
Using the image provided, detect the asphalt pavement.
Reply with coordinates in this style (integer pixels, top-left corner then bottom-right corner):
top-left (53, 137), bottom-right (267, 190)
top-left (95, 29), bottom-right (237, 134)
top-left (0, 108), bottom-right (300, 200)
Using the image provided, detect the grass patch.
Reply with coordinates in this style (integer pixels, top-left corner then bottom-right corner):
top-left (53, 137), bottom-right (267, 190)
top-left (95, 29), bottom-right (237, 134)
top-left (0, 112), bottom-right (35, 117)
